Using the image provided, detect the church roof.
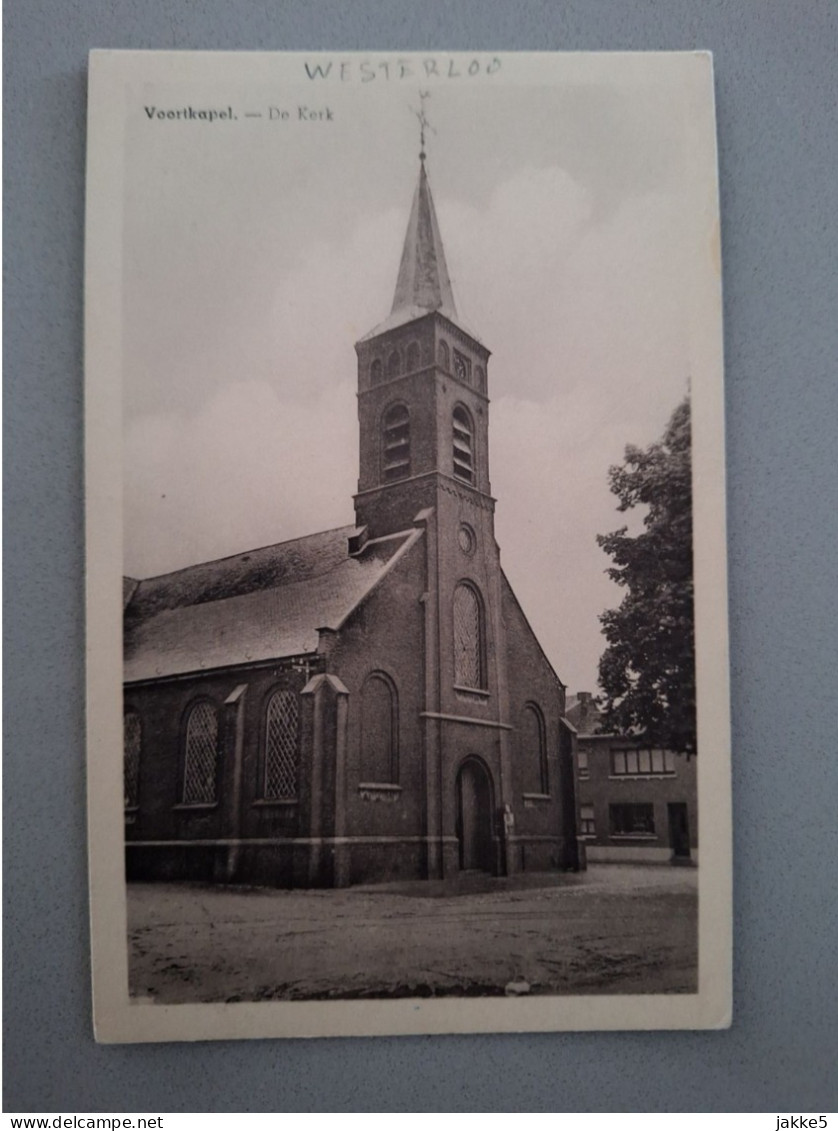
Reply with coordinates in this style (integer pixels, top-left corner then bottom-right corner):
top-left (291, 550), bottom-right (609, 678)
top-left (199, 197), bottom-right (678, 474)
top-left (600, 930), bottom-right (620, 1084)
top-left (123, 525), bottom-right (422, 682)
top-left (360, 161), bottom-right (476, 342)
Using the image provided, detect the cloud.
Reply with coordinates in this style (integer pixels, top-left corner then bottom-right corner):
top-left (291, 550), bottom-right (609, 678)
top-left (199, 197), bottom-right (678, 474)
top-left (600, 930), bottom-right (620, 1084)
top-left (125, 379), bottom-right (357, 578)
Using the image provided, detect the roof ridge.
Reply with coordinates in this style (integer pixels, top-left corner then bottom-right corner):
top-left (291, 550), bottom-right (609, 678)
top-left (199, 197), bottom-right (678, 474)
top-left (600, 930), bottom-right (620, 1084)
top-left (332, 526), bottom-right (424, 633)
top-left (136, 528), bottom-right (424, 624)
top-left (128, 523), bottom-right (359, 585)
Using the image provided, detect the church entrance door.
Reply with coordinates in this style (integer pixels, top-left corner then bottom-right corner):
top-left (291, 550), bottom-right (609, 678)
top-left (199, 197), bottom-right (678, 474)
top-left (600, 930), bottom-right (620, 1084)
top-left (456, 758), bottom-right (494, 873)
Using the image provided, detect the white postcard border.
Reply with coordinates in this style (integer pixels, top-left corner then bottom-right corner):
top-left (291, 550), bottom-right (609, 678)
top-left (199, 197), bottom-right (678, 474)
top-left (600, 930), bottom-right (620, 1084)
top-left (86, 49), bottom-right (731, 1042)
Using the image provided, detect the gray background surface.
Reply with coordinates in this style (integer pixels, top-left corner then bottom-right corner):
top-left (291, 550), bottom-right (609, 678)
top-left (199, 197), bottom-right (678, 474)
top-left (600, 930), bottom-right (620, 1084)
top-left (4, 0), bottom-right (837, 1114)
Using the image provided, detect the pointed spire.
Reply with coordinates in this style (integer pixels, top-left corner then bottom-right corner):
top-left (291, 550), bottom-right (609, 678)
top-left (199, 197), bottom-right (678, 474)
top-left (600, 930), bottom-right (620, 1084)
top-left (390, 160), bottom-right (458, 321)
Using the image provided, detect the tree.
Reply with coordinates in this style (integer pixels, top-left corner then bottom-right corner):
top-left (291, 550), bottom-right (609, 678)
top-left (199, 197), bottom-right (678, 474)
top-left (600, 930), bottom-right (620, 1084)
top-left (596, 398), bottom-right (696, 755)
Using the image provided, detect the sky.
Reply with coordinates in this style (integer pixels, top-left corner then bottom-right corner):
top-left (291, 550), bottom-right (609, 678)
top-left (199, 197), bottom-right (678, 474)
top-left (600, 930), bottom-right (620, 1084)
top-left (121, 57), bottom-right (704, 694)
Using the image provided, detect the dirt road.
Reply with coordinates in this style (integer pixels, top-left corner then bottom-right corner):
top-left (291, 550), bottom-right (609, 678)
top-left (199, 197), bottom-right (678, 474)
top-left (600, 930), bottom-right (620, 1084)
top-left (127, 865), bottom-right (697, 1003)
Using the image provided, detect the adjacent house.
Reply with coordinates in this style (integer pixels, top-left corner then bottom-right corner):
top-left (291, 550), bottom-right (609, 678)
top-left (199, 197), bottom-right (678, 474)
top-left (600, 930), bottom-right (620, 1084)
top-left (566, 692), bottom-right (697, 865)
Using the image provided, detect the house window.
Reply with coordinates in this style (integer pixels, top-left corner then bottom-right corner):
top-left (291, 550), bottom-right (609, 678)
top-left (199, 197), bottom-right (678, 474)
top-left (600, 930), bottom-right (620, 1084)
top-left (387, 349), bottom-right (401, 377)
top-left (453, 582), bottom-right (485, 690)
top-left (182, 701), bottom-right (219, 805)
top-left (609, 803), bottom-right (655, 837)
top-left (124, 710), bottom-right (141, 809)
top-left (370, 358), bottom-right (383, 385)
top-left (438, 340), bottom-right (450, 370)
top-left (521, 703), bottom-right (548, 794)
top-left (612, 747), bottom-right (676, 776)
top-left (382, 403), bottom-right (411, 482)
top-left (577, 749), bottom-right (589, 778)
top-left (264, 690), bottom-right (299, 800)
top-left (360, 673), bottom-right (398, 783)
top-left (406, 341), bottom-right (421, 372)
top-left (452, 406), bottom-right (474, 483)
top-left (580, 804), bottom-right (596, 836)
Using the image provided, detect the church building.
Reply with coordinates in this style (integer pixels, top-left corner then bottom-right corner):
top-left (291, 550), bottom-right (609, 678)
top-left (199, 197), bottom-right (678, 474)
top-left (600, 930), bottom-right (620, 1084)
top-left (123, 154), bottom-right (581, 888)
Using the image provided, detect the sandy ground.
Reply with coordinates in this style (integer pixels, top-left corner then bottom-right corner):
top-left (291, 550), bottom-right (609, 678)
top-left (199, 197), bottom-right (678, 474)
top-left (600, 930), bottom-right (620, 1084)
top-left (127, 865), bottom-right (697, 1003)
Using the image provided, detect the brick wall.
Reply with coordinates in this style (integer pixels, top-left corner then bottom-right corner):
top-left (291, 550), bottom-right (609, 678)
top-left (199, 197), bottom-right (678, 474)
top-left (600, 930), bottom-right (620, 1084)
top-left (577, 735), bottom-right (698, 863)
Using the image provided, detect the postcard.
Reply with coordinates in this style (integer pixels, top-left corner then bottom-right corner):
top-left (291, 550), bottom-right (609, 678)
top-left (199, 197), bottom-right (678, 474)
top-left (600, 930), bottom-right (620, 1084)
top-left (85, 50), bottom-right (731, 1041)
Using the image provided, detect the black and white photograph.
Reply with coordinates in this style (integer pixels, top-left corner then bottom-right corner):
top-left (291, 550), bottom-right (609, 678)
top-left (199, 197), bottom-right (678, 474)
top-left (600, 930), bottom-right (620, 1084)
top-left (85, 50), bottom-right (731, 1041)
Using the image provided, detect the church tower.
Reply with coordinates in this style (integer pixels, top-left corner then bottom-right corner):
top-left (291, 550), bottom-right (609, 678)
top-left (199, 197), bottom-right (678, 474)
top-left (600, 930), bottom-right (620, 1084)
top-left (353, 158), bottom-right (493, 541)
top-left (122, 138), bottom-right (578, 892)
top-left (354, 152), bottom-right (520, 879)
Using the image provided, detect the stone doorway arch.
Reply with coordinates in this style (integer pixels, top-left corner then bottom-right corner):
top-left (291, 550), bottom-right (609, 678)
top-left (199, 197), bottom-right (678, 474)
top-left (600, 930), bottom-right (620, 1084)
top-left (455, 757), bottom-right (495, 873)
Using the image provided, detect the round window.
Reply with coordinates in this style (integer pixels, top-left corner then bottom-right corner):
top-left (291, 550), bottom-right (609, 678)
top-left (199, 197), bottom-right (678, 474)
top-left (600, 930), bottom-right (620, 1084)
top-left (458, 524), bottom-right (476, 555)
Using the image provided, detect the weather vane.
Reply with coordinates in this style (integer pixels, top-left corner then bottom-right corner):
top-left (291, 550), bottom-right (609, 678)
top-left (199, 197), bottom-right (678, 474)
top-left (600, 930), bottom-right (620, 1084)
top-left (412, 90), bottom-right (435, 162)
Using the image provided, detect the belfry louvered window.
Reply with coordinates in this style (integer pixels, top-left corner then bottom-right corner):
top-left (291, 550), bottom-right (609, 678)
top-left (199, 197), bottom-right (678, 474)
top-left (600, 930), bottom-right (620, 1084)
top-left (453, 406), bottom-right (474, 483)
top-left (182, 701), bottom-right (219, 805)
top-left (124, 711), bottom-right (141, 809)
top-left (264, 690), bottom-right (299, 800)
top-left (453, 582), bottom-right (485, 689)
top-left (382, 403), bottom-right (411, 482)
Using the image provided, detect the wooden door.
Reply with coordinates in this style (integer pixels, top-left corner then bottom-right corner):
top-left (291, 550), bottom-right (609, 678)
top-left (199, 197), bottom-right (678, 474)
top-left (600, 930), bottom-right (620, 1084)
top-left (457, 760), bottom-right (494, 872)
top-left (667, 802), bottom-right (691, 859)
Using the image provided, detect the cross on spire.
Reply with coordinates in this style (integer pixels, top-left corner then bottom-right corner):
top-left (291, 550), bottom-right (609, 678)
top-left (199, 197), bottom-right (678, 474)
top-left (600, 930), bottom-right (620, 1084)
top-left (412, 90), bottom-right (434, 163)
top-left (383, 91), bottom-right (456, 319)
top-left (358, 98), bottom-right (468, 339)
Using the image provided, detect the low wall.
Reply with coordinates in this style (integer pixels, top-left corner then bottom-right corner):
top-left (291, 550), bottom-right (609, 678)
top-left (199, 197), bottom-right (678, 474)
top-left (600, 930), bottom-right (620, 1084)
top-left (585, 844), bottom-right (695, 865)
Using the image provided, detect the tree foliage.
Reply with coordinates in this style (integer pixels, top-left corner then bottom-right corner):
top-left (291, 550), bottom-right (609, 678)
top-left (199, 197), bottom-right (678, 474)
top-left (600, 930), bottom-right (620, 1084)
top-left (596, 398), bottom-right (696, 755)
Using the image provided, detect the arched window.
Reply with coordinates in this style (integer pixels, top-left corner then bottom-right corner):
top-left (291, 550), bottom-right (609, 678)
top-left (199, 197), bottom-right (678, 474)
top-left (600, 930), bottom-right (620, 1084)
top-left (521, 703), bottom-right (549, 794)
top-left (453, 582), bottom-right (485, 689)
top-left (382, 403), bottom-right (411, 482)
top-left (182, 701), bottom-right (219, 805)
top-left (453, 405), bottom-right (474, 483)
top-left (124, 710), bottom-right (141, 809)
top-left (264, 690), bottom-right (299, 800)
top-left (438, 340), bottom-right (450, 370)
top-left (360, 673), bottom-right (398, 783)
top-left (406, 341), bottom-right (421, 372)
top-left (387, 349), bottom-right (401, 377)
top-left (370, 358), bottom-right (383, 385)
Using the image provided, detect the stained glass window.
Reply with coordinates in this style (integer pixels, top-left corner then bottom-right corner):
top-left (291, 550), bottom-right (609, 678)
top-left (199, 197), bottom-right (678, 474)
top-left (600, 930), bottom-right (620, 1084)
top-left (264, 690), bottom-right (299, 800)
top-left (182, 701), bottom-right (219, 805)
top-left (453, 583), bottom-right (484, 689)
